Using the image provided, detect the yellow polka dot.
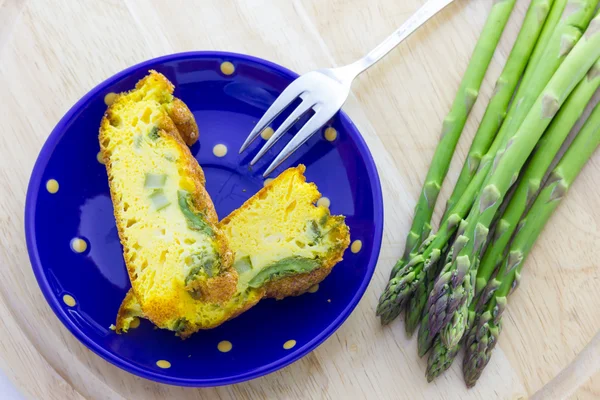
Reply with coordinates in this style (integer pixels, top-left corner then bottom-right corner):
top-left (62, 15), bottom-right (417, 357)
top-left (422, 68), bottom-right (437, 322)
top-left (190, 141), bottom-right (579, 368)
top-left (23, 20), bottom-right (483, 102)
top-left (70, 238), bottom-right (88, 253)
top-left (63, 294), bottom-right (76, 307)
top-left (156, 360), bottom-right (171, 369)
top-left (104, 92), bottom-right (118, 106)
top-left (97, 151), bottom-right (105, 164)
top-left (213, 144), bottom-right (228, 157)
top-left (218, 340), bottom-right (232, 353)
top-left (46, 179), bottom-right (59, 194)
top-left (220, 61), bottom-right (235, 76)
top-left (327, 299), bottom-right (331, 303)
top-left (129, 317), bottom-right (141, 329)
top-left (283, 340), bottom-right (296, 350)
top-left (263, 178), bottom-right (274, 187)
top-left (308, 284), bottom-right (319, 293)
top-left (316, 197), bottom-right (330, 208)
top-left (351, 240), bottom-right (363, 254)
top-left (324, 127), bottom-right (337, 142)
top-left (260, 127), bottom-right (274, 140)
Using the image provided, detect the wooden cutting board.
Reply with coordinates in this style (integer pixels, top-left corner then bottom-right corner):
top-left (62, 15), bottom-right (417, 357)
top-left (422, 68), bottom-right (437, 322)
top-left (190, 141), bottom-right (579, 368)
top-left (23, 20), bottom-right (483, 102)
top-left (0, 0), bottom-right (598, 398)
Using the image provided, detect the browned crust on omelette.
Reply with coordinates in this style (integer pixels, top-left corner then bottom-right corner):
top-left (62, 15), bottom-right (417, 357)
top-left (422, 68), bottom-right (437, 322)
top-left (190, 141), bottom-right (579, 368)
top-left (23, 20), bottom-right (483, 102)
top-left (167, 97), bottom-right (199, 146)
top-left (220, 165), bottom-right (350, 300)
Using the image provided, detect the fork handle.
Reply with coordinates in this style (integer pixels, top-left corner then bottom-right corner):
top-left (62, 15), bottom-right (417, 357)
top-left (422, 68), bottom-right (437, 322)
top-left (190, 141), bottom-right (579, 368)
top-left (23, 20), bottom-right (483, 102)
top-left (343, 0), bottom-right (455, 78)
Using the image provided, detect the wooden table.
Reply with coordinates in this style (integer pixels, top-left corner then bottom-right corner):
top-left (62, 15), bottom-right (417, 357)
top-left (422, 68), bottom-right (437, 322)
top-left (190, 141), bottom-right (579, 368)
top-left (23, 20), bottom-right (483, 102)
top-left (1, 0), bottom-right (599, 398)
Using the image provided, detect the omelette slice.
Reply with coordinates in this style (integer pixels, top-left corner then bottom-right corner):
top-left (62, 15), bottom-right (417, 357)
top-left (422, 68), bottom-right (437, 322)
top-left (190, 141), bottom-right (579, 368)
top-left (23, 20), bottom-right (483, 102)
top-left (115, 165), bottom-right (350, 336)
top-left (100, 71), bottom-right (236, 337)
top-left (220, 165), bottom-right (350, 299)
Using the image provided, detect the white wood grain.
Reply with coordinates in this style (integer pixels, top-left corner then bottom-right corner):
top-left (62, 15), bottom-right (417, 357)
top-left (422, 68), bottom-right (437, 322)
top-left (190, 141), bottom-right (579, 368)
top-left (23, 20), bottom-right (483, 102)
top-left (0, 0), bottom-right (598, 399)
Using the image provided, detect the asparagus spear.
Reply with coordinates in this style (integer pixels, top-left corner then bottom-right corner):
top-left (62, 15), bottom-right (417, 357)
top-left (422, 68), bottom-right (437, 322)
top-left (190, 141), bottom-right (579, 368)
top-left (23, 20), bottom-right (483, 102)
top-left (417, 216), bottom-right (495, 357)
top-left (529, 0), bottom-right (567, 61)
top-left (377, 0), bottom-right (598, 324)
top-left (425, 302), bottom-right (479, 381)
top-left (405, 255), bottom-right (442, 335)
top-left (513, 0), bottom-right (568, 99)
top-left (475, 58), bottom-right (600, 308)
top-left (415, 228), bottom-right (464, 351)
top-left (388, 0), bottom-right (517, 281)
top-left (463, 98), bottom-right (600, 387)
top-left (405, 0), bottom-right (554, 334)
top-left (417, 308), bottom-right (435, 356)
top-left (418, 181), bottom-right (518, 358)
top-left (426, 334), bottom-right (461, 382)
top-left (428, 8), bottom-right (600, 349)
top-left (443, 0), bottom-right (554, 217)
top-left (427, 0), bottom-right (599, 343)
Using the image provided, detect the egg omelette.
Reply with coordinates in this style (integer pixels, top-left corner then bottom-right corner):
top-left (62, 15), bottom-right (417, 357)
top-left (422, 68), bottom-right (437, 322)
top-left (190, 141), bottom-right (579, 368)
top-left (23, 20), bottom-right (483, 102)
top-left (115, 165), bottom-right (351, 337)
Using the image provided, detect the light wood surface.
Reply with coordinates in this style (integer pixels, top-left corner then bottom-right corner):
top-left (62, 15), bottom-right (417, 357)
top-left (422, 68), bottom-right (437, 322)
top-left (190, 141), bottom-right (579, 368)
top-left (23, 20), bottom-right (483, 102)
top-left (1, 0), bottom-right (599, 398)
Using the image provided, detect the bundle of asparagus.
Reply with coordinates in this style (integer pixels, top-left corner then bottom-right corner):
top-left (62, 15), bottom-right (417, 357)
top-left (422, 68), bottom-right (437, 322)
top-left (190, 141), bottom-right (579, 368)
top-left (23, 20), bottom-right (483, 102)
top-left (377, 0), bottom-right (600, 387)
top-left (406, 0), bottom-right (554, 335)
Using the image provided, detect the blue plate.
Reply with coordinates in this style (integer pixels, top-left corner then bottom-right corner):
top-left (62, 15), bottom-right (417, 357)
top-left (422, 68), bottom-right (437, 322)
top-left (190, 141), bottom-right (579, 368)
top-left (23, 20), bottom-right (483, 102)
top-left (25, 52), bottom-right (383, 386)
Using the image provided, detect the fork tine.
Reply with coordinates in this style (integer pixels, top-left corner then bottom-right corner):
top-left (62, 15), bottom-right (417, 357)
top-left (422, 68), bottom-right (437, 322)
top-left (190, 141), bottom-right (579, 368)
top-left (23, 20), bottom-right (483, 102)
top-left (263, 108), bottom-right (334, 177)
top-left (239, 80), bottom-right (306, 153)
top-left (249, 98), bottom-right (315, 166)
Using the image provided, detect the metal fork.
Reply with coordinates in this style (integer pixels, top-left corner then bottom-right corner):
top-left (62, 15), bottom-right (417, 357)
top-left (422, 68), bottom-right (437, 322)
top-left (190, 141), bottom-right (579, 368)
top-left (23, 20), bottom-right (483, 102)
top-left (240, 0), bottom-right (455, 176)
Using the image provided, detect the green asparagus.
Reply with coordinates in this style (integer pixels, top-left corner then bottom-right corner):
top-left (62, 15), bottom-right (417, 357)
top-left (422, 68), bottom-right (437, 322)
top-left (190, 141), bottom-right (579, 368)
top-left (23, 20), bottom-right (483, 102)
top-left (405, 249), bottom-right (446, 335)
top-left (426, 0), bottom-right (600, 343)
top-left (405, 261), bottom-right (436, 335)
top-left (415, 229), bottom-right (464, 352)
top-left (424, 58), bottom-right (600, 376)
top-left (463, 98), bottom-right (600, 387)
top-left (428, 8), bottom-right (600, 349)
top-left (418, 220), bottom-right (483, 358)
top-left (388, 0), bottom-right (517, 281)
top-left (417, 307), bottom-right (434, 356)
top-left (489, 0), bottom-right (594, 156)
top-left (426, 335), bottom-right (461, 382)
top-left (379, 158), bottom-right (487, 324)
top-left (407, 0), bottom-right (553, 335)
top-left (424, 213), bottom-right (517, 377)
top-left (515, 0), bottom-right (568, 97)
top-left (443, 0), bottom-right (554, 217)
top-left (377, 0), bottom-right (598, 325)
top-left (475, 58), bottom-right (600, 308)
top-left (426, 302), bottom-right (478, 381)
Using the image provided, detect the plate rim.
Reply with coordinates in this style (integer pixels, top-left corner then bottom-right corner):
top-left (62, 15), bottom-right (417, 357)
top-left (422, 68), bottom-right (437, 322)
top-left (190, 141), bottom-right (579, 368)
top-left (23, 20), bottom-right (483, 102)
top-left (24, 50), bottom-right (384, 387)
